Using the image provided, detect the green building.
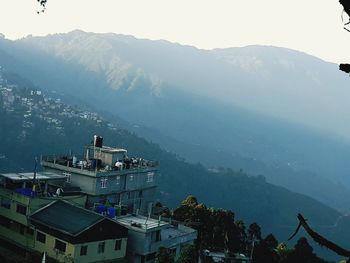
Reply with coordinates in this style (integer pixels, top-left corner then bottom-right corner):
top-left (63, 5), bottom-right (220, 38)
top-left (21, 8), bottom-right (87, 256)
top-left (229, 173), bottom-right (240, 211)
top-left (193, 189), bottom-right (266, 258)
top-left (0, 172), bottom-right (128, 263)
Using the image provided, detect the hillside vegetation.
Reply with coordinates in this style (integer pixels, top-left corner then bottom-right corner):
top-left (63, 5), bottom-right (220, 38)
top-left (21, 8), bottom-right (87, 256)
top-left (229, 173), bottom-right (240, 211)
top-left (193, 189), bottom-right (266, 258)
top-left (0, 67), bottom-right (349, 261)
top-left (1, 32), bottom-right (350, 213)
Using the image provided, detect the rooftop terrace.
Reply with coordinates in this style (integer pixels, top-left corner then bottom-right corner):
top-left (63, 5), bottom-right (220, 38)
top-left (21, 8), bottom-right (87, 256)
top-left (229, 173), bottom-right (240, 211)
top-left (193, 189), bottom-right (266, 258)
top-left (41, 153), bottom-right (159, 176)
top-left (116, 214), bottom-right (168, 232)
top-left (0, 172), bottom-right (66, 182)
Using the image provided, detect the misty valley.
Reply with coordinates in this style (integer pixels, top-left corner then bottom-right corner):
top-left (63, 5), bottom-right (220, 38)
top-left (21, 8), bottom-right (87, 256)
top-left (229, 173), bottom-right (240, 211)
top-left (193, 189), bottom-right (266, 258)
top-left (1, 31), bottom-right (350, 263)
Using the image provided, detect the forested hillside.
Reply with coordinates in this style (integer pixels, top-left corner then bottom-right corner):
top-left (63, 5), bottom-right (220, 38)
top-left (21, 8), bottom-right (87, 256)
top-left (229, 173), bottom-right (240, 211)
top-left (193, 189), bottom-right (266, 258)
top-left (0, 67), bottom-right (349, 260)
top-left (1, 32), bottom-right (350, 213)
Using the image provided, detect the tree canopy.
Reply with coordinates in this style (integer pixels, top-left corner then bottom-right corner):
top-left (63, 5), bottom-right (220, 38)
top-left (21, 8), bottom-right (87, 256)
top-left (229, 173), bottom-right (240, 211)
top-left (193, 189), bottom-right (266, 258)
top-left (170, 196), bottom-right (330, 263)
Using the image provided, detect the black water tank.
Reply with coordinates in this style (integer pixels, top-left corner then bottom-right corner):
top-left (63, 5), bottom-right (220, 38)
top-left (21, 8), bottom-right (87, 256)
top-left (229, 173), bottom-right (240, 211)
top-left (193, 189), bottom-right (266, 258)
top-left (94, 135), bottom-right (103, 148)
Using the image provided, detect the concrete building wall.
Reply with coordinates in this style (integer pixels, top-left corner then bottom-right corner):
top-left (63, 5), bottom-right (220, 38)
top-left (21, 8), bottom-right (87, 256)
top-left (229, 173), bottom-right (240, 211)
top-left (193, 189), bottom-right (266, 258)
top-left (34, 230), bottom-right (76, 262)
top-left (124, 171), bottom-right (157, 191)
top-left (34, 230), bottom-right (128, 263)
top-left (73, 238), bottom-right (127, 263)
top-left (0, 225), bottom-right (34, 249)
top-left (0, 202), bottom-right (27, 226)
top-left (44, 165), bottom-right (157, 197)
top-left (125, 230), bottom-right (151, 255)
top-left (43, 167), bottom-right (97, 195)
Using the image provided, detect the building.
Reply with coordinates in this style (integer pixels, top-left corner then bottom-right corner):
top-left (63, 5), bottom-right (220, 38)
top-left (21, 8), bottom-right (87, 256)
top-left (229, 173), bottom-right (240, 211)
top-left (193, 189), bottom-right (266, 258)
top-left (203, 250), bottom-right (250, 263)
top-left (0, 171), bottom-right (86, 248)
top-left (30, 200), bottom-right (128, 263)
top-left (116, 214), bottom-right (197, 263)
top-left (0, 136), bottom-right (197, 263)
top-left (0, 172), bottom-right (128, 263)
top-left (41, 136), bottom-right (159, 215)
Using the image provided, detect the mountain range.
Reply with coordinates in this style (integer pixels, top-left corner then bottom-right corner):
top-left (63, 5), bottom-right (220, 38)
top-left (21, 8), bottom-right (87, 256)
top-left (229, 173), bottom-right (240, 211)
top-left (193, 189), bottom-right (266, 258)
top-left (1, 31), bottom-right (350, 214)
top-left (2, 30), bottom-right (350, 260)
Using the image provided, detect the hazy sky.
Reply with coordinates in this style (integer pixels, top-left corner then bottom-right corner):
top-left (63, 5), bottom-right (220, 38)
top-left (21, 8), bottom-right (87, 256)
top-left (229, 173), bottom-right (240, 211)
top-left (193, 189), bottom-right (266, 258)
top-left (0, 0), bottom-right (349, 63)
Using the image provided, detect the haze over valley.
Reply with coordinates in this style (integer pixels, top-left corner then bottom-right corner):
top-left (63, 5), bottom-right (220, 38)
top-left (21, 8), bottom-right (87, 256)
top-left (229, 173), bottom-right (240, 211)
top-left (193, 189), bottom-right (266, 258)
top-left (1, 30), bottom-right (350, 260)
top-left (2, 31), bottom-right (350, 209)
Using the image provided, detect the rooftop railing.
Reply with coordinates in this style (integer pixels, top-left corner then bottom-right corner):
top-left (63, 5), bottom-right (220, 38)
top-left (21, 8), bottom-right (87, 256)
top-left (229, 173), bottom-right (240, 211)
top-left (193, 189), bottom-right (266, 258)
top-left (41, 155), bottom-right (159, 174)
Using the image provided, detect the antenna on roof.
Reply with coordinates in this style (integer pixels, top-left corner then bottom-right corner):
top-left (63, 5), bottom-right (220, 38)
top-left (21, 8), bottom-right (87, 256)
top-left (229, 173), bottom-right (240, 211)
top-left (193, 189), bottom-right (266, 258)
top-left (32, 157), bottom-right (38, 192)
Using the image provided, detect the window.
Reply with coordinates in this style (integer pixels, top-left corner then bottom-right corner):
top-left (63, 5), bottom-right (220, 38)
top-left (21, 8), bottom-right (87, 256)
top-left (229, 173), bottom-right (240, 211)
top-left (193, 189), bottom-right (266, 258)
top-left (0, 197), bottom-right (11, 209)
top-left (55, 239), bottom-right (66, 253)
top-left (98, 242), bottom-right (105, 254)
top-left (115, 239), bottom-right (122, 251)
top-left (80, 245), bottom-right (88, 256)
top-left (19, 224), bottom-right (25, 235)
top-left (155, 230), bottom-right (161, 242)
top-left (36, 231), bottom-right (46, 243)
top-left (100, 178), bottom-right (107, 189)
top-left (27, 228), bottom-right (34, 236)
top-left (0, 215), bottom-right (11, 228)
top-left (63, 172), bottom-right (71, 183)
top-left (116, 176), bottom-right (120, 185)
top-left (16, 204), bottom-right (27, 215)
top-left (147, 172), bottom-right (154, 183)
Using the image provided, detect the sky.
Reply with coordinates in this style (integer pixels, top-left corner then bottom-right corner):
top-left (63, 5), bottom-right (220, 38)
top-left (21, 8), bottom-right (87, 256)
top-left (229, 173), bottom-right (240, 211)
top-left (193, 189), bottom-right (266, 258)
top-left (0, 0), bottom-right (349, 64)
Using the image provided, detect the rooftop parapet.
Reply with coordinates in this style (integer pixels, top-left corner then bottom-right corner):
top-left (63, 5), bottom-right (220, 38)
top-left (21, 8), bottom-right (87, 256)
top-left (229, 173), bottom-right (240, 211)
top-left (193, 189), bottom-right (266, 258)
top-left (41, 136), bottom-right (159, 177)
top-left (41, 154), bottom-right (159, 176)
top-left (0, 172), bottom-right (85, 201)
top-left (116, 214), bottom-right (169, 233)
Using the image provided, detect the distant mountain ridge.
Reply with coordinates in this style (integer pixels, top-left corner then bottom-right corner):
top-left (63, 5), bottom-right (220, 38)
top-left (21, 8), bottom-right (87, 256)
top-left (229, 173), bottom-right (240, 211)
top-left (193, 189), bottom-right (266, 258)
top-left (1, 30), bottom-right (350, 214)
top-left (17, 31), bottom-right (349, 136)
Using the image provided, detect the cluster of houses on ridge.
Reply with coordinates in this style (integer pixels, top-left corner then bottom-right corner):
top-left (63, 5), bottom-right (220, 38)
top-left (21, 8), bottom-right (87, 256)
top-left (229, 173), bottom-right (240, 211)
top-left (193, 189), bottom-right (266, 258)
top-left (0, 69), bottom-right (116, 138)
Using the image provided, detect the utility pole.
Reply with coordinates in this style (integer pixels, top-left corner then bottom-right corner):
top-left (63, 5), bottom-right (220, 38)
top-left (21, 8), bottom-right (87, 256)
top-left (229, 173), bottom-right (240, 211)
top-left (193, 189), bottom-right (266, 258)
top-left (249, 234), bottom-right (256, 263)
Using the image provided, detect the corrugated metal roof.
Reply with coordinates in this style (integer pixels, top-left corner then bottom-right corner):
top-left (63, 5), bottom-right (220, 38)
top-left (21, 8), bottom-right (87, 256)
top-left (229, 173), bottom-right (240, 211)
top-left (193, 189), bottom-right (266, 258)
top-left (30, 200), bottom-right (104, 236)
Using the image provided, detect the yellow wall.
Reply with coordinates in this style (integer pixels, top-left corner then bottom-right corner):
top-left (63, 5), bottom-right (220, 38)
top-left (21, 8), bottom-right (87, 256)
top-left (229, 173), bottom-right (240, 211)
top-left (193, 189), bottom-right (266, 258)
top-left (34, 230), bottom-right (75, 263)
top-left (0, 189), bottom-right (30, 225)
top-left (74, 238), bottom-right (127, 263)
top-left (34, 230), bottom-right (127, 263)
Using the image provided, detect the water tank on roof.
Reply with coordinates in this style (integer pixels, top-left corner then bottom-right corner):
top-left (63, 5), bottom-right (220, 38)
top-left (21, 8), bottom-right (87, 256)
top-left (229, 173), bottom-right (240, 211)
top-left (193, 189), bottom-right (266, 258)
top-left (107, 207), bottom-right (116, 218)
top-left (94, 135), bottom-right (103, 148)
top-left (96, 204), bottom-right (106, 214)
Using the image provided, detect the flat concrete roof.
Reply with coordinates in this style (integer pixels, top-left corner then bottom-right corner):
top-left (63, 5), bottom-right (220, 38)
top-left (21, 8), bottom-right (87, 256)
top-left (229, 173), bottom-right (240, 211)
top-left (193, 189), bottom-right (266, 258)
top-left (0, 172), bottom-right (67, 182)
top-left (116, 215), bottom-right (168, 232)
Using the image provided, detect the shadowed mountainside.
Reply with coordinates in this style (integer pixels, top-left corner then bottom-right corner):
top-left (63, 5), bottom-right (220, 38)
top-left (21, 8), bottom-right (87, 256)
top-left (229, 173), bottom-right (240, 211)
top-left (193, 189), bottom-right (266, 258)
top-left (1, 32), bottom-right (350, 214)
top-left (0, 67), bottom-right (349, 261)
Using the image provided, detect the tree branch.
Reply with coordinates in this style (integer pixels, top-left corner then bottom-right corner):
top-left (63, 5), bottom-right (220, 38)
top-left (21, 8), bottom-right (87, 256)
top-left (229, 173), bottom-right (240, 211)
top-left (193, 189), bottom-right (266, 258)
top-left (289, 213), bottom-right (350, 258)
